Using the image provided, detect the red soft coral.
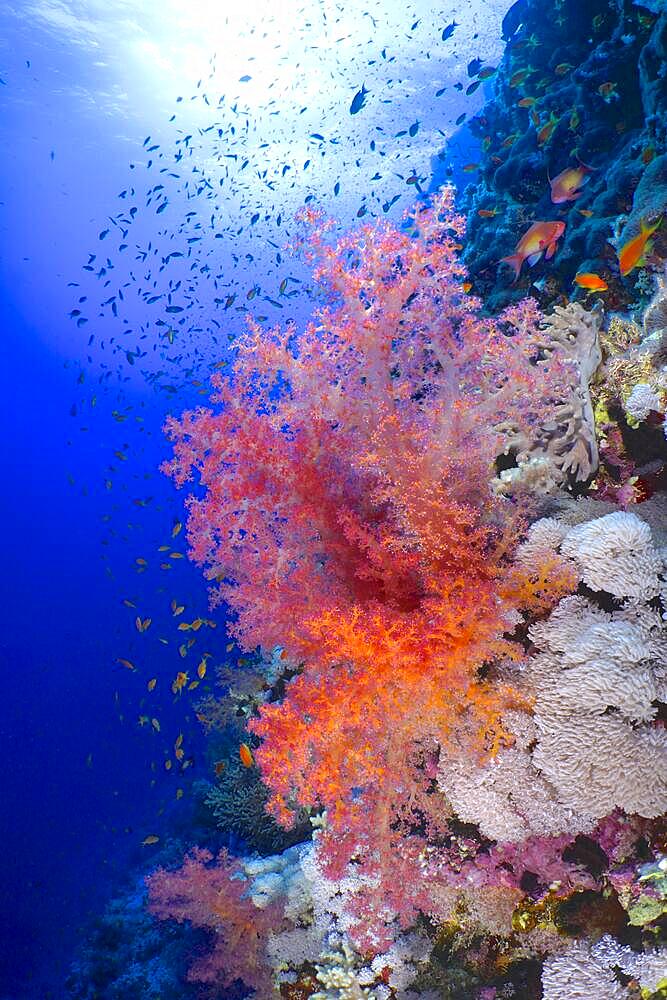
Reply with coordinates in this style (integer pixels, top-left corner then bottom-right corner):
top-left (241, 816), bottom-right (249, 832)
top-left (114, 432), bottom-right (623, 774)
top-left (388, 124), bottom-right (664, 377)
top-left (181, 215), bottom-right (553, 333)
top-left (163, 187), bottom-right (574, 946)
top-left (164, 187), bottom-right (566, 665)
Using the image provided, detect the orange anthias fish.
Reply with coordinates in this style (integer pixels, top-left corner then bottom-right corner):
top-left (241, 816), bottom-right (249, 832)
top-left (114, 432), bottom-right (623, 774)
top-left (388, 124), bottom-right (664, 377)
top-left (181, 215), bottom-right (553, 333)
top-left (239, 742), bottom-right (254, 768)
top-left (171, 670), bottom-right (188, 694)
top-left (500, 221), bottom-right (566, 282)
top-left (618, 217), bottom-right (662, 277)
top-left (536, 112), bottom-right (559, 147)
top-left (549, 162), bottom-right (593, 203)
top-left (574, 272), bottom-right (608, 292)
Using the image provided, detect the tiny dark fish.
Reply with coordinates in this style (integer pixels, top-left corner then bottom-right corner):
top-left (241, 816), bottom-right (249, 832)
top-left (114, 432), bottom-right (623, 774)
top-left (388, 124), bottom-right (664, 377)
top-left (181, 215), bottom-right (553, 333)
top-left (441, 20), bottom-right (459, 41)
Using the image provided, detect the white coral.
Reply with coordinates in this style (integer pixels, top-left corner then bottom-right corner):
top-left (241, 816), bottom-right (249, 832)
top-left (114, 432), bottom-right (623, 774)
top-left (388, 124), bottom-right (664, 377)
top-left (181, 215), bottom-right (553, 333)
top-left (529, 596), bottom-right (667, 819)
top-left (559, 510), bottom-right (663, 599)
top-left (250, 839), bottom-right (430, 997)
top-left (542, 941), bottom-right (629, 1000)
top-left (493, 456), bottom-right (561, 495)
top-left (592, 935), bottom-right (667, 992)
top-left (513, 517), bottom-right (568, 567)
top-left (543, 936), bottom-right (667, 999)
top-left (244, 843), bottom-right (307, 910)
top-left (311, 941), bottom-right (389, 1000)
top-left (624, 381), bottom-right (662, 421)
top-left (437, 731), bottom-right (594, 842)
top-left (446, 505), bottom-right (667, 838)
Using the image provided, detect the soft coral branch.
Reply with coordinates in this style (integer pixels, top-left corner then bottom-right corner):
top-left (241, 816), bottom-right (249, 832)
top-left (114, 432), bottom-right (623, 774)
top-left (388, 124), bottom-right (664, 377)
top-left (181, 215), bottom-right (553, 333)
top-left (163, 186), bottom-right (575, 945)
top-left (146, 848), bottom-right (279, 992)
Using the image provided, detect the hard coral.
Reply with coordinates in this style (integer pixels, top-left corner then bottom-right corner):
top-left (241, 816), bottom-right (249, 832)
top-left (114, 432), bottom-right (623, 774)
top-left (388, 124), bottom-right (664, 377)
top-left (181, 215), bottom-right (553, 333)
top-left (499, 301), bottom-right (602, 486)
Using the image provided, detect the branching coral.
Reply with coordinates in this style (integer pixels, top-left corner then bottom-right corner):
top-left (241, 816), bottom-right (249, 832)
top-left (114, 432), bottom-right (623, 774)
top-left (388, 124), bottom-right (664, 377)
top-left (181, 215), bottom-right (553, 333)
top-left (159, 179), bottom-right (666, 992)
top-left (204, 761), bottom-right (307, 855)
top-left (507, 301), bottom-right (602, 484)
top-left (244, 840), bottom-right (432, 997)
top-left (164, 187), bottom-right (567, 671)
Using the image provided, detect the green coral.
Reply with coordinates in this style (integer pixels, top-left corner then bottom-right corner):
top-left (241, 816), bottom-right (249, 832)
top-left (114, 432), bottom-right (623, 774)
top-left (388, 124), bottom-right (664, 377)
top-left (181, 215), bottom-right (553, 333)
top-left (627, 857), bottom-right (667, 929)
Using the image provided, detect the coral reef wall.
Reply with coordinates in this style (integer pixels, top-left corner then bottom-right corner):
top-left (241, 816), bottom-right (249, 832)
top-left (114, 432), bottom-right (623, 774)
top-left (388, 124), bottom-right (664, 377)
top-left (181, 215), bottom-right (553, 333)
top-left (455, 0), bottom-right (667, 311)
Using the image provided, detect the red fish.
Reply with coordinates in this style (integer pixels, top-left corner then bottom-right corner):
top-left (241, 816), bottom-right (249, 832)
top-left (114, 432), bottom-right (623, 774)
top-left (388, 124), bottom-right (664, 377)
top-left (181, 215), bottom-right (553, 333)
top-left (500, 221), bottom-right (566, 282)
top-left (549, 162), bottom-right (593, 203)
top-left (574, 272), bottom-right (608, 292)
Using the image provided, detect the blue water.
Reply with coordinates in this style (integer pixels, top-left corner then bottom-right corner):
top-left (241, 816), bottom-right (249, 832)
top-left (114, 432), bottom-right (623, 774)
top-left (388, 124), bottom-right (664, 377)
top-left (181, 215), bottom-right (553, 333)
top-left (0, 2), bottom-right (512, 995)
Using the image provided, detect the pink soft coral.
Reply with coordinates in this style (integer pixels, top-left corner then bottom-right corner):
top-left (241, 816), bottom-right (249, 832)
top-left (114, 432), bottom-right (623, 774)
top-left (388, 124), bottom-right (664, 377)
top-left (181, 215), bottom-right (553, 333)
top-left (146, 848), bottom-right (279, 992)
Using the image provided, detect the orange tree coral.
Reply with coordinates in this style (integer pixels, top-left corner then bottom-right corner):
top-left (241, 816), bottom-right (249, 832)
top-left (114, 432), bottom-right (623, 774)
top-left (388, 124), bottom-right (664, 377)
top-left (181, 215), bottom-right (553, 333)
top-left (163, 187), bottom-right (574, 945)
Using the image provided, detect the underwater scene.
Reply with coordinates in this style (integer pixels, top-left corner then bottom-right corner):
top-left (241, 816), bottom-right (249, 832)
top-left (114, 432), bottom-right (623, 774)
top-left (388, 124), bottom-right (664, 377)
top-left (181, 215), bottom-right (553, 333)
top-left (2, 0), bottom-right (667, 997)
